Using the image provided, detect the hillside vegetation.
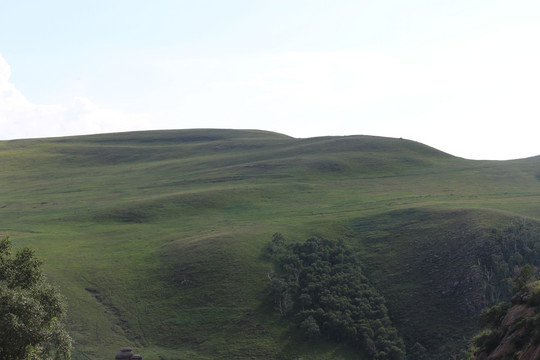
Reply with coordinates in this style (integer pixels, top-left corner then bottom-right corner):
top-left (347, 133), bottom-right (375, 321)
top-left (2, 129), bottom-right (540, 359)
top-left (469, 274), bottom-right (540, 359)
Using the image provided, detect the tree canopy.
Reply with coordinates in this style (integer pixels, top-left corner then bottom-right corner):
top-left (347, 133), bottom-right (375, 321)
top-left (266, 234), bottom-right (405, 360)
top-left (0, 237), bottom-right (71, 360)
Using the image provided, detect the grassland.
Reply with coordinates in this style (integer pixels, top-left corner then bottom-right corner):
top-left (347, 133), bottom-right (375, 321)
top-left (1, 129), bottom-right (540, 359)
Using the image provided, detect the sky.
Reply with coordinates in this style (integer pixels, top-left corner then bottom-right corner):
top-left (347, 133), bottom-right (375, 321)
top-left (0, 1), bottom-right (539, 160)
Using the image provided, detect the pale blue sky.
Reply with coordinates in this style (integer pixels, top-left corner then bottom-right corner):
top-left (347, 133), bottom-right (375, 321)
top-left (1, 0), bottom-right (539, 159)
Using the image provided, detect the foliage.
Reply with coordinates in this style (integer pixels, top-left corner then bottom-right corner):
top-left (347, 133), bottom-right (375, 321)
top-left (526, 281), bottom-right (540, 306)
top-left (473, 219), bottom-right (540, 305)
top-left (468, 267), bottom-right (540, 359)
top-left (408, 342), bottom-right (428, 360)
top-left (0, 237), bottom-right (71, 360)
top-left (266, 234), bottom-right (405, 359)
top-left (478, 301), bottom-right (509, 328)
top-left (299, 315), bottom-right (321, 339)
top-left (471, 329), bottom-right (502, 355)
top-left (512, 263), bottom-right (534, 292)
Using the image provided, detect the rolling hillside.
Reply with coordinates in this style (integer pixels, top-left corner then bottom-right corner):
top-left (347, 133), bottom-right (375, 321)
top-left (2, 129), bottom-right (540, 359)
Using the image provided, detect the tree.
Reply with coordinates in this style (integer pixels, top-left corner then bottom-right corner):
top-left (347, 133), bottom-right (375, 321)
top-left (0, 237), bottom-right (71, 360)
top-left (512, 263), bottom-right (534, 292)
top-left (408, 342), bottom-right (428, 360)
top-left (300, 315), bottom-right (320, 338)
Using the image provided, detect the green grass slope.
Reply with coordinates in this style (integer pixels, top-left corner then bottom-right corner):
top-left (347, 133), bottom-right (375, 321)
top-left (2, 129), bottom-right (540, 359)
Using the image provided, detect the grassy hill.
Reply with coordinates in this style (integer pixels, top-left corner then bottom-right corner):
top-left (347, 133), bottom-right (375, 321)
top-left (2, 129), bottom-right (540, 359)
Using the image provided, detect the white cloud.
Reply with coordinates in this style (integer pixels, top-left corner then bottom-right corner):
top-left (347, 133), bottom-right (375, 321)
top-left (2, 16), bottom-right (540, 161)
top-left (201, 23), bottom-right (540, 160)
top-left (0, 54), bottom-right (152, 140)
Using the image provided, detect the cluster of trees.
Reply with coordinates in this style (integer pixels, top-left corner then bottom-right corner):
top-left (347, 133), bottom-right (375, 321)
top-left (497, 220), bottom-right (540, 267)
top-left (0, 237), bottom-right (71, 360)
top-left (265, 234), bottom-right (405, 360)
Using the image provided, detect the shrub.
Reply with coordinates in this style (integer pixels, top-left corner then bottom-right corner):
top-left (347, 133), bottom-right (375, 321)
top-left (479, 302), bottom-right (510, 328)
top-left (471, 329), bottom-right (502, 354)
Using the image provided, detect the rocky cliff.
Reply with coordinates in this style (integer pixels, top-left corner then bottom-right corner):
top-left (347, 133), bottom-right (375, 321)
top-left (471, 281), bottom-right (540, 360)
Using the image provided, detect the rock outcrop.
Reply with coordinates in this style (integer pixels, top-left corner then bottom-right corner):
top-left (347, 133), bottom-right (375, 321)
top-left (472, 283), bottom-right (540, 360)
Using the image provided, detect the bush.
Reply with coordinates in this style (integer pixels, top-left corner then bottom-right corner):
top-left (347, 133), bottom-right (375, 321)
top-left (526, 281), bottom-right (540, 306)
top-left (512, 264), bottom-right (534, 292)
top-left (479, 302), bottom-right (510, 328)
top-left (299, 315), bottom-right (320, 338)
top-left (472, 329), bottom-right (502, 354)
top-left (408, 342), bottom-right (428, 360)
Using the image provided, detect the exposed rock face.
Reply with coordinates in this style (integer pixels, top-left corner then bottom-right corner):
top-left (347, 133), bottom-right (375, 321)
top-left (115, 347), bottom-right (134, 359)
top-left (473, 285), bottom-right (540, 360)
top-left (519, 345), bottom-right (540, 359)
top-left (115, 347), bottom-right (142, 360)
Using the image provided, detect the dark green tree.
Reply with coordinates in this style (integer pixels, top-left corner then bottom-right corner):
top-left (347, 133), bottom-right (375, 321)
top-left (299, 315), bottom-right (320, 339)
top-left (0, 237), bottom-right (71, 360)
top-left (512, 263), bottom-right (534, 292)
top-left (408, 342), bottom-right (428, 360)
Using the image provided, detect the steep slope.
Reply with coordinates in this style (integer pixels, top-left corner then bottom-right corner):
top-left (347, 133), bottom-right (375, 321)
top-left (470, 280), bottom-right (540, 360)
top-left (352, 209), bottom-right (540, 357)
top-left (1, 129), bottom-right (540, 359)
